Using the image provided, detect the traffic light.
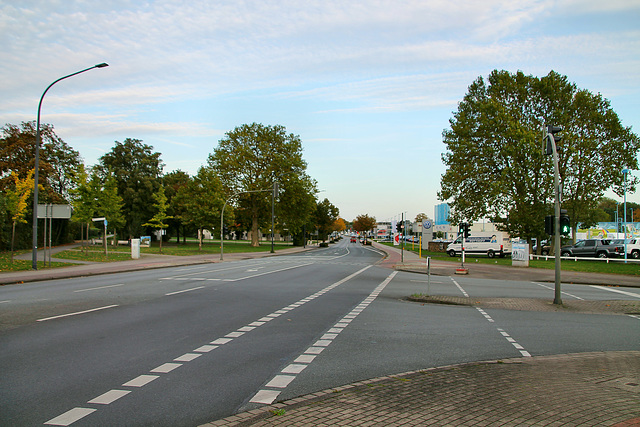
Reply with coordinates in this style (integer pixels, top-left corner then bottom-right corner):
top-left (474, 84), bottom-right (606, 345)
top-left (396, 222), bottom-right (403, 233)
top-left (560, 211), bottom-right (570, 236)
top-left (544, 125), bottom-right (563, 156)
top-left (463, 223), bottom-right (471, 239)
top-left (223, 225), bottom-right (229, 235)
top-left (458, 222), bottom-right (465, 236)
top-left (545, 215), bottom-right (554, 235)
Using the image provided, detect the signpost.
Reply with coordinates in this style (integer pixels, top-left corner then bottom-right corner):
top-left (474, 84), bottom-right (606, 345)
top-left (37, 204), bottom-right (71, 267)
top-left (92, 217), bottom-right (108, 256)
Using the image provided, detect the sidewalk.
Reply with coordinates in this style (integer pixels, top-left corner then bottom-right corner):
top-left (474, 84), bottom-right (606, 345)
top-left (203, 351), bottom-right (640, 427)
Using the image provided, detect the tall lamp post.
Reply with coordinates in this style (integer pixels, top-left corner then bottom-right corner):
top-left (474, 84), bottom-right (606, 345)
top-left (623, 168), bottom-right (629, 262)
top-left (32, 63), bottom-right (109, 270)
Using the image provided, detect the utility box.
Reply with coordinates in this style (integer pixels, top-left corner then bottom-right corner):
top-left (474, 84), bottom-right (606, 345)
top-left (131, 238), bottom-right (140, 259)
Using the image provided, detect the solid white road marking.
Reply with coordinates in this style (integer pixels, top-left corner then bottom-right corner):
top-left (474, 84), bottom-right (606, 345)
top-left (590, 285), bottom-right (640, 299)
top-left (37, 305), bottom-right (118, 322)
top-left (44, 408), bottom-right (96, 426)
top-left (87, 389), bottom-right (131, 405)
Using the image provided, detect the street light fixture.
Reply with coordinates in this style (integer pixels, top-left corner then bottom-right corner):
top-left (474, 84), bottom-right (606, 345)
top-left (32, 63), bottom-right (109, 270)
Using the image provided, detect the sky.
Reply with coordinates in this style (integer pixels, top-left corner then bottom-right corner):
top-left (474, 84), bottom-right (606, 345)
top-left (1, 0), bottom-right (639, 223)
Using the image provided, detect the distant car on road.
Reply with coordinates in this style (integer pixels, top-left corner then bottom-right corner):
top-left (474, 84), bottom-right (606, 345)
top-left (350, 236), bottom-right (356, 243)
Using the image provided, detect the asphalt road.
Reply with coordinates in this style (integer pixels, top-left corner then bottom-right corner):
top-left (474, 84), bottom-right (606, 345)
top-left (1, 239), bottom-right (638, 426)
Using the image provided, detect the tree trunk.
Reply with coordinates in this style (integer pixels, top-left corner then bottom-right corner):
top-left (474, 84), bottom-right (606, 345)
top-left (251, 212), bottom-right (260, 247)
top-left (11, 221), bottom-right (16, 263)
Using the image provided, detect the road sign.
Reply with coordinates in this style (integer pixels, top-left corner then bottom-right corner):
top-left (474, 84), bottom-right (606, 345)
top-left (37, 204), bottom-right (71, 219)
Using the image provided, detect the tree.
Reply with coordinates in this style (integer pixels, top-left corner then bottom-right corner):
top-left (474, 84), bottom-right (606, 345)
top-left (352, 214), bottom-right (377, 238)
top-left (208, 123), bottom-right (312, 247)
top-left (69, 164), bottom-right (96, 254)
top-left (415, 213), bottom-right (429, 223)
top-left (439, 70), bottom-right (640, 247)
top-left (163, 170), bottom-right (191, 243)
top-left (173, 167), bottom-right (225, 251)
top-left (314, 198), bottom-right (339, 242)
top-left (0, 122), bottom-right (81, 203)
top-left (97, 138), bottom-right (164, 238)
top-left (5, 170), bottom-right (34, 262)
top-left (99, 173), bottom-right (125, 246)
top-left (143, 185), bottom-right (173, 253)
top-left (332, 217), bottom-right (347, 234)
top-left (275, 174), bottom-right (318, 246)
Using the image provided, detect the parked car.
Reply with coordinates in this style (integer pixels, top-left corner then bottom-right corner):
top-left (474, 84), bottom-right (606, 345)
top-left (560, 239), bottom-right (624, 258)
top-left (611, 239), bottom-right (640, 259)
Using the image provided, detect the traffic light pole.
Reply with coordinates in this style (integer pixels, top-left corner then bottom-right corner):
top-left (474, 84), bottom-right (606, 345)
top-left (548, 130), bottom-right (562, 305)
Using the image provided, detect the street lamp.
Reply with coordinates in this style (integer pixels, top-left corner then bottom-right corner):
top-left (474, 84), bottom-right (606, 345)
top-left (32, 63), bottom-right (109, 270)
top-left (623, 168), bottom-right (629, 262)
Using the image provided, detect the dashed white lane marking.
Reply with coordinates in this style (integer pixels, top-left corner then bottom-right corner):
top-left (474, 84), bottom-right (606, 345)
top-left (87, 390), bottom-right (130, 405)
top-left (44, 408), bottom-right (96, 426)
top-left (44, 264), bottom-right (374, 425)
top-left (174, 353), bottom-right (201, 362)
top-left (450, 277), bottom-right (469, 297)
top-left (122, 375), bottom-right (159, 387)
top-left (249, 270), bottom-right (398, 405)
top-left (37, 305), bottom-right (119, 322)
top-left (74, 284), bottom-right (125, 293)
top-left (165, 286), bottom-right (205, 296)
top-left (450, 281), bottom-right (531, 358)
top-left (150, 363), bottom-right (182, 373)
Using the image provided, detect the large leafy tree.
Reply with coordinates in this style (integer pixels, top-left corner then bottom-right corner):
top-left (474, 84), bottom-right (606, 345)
top-left (0, 121), bottom-right (82, 203)
top-left (97, 138), bottom-right (164, 238)
top-left (439, 70), bottom-right (639, 247)
top-left (208, 123), bottom-right (313, 247)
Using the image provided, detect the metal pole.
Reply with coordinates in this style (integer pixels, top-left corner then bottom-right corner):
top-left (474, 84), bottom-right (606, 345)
top-left (550, 133), bottom-right (562, 305)
top-left (48, 205), bottom-right (52, 267)
top-left (31, 63), bottom-right (109, 270)
top-left (271, 182), bottom-right (275, 253)
top-left (623, 169), bottom-right (628, 262)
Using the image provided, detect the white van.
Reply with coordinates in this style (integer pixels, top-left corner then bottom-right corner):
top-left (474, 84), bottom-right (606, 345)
top-left (447, 232), bottom-right (512, 258)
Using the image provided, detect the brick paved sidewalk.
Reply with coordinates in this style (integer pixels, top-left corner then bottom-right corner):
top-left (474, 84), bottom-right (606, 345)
top-left (202, 351), bottom-right (640, 427)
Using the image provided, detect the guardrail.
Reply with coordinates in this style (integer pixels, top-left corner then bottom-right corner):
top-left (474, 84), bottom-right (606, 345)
top-left (530, 254), bottom-right (640, 263)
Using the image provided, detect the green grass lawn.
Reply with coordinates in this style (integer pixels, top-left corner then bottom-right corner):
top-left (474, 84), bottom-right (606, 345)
top-left (0, 240), bottom-right (301, 272)
top-left (383, 242), bottom-right (640, 276)
top-left (0, 251), bottom-right (71, 272)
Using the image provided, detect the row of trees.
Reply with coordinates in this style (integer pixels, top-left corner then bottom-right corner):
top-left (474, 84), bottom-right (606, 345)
top-left (439, 70), bottom-right (639, 250)
top-left (0, 122), bottom-right (342, 253)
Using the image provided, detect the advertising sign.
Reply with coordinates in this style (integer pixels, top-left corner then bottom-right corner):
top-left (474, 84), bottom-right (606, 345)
top-left (421, 219), bottom-right (433, 250)
top-left (512, 242), bottom-right (529, 267)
